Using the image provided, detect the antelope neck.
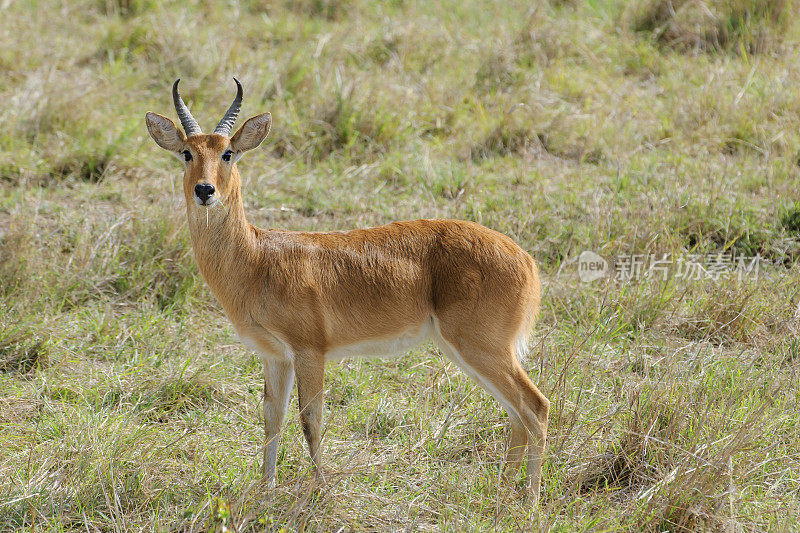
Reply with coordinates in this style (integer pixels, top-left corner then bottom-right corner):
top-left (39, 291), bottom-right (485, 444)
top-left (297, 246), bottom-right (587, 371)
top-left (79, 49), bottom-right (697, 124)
top-left (186, 166), bottom-right (260, 301)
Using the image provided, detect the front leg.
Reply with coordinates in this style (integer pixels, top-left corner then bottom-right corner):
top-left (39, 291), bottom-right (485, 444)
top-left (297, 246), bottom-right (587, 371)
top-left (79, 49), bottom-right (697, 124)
top-left (262, 359), bottom-right (294, 487)
top-left (293, 351), bottom-right (326, 481)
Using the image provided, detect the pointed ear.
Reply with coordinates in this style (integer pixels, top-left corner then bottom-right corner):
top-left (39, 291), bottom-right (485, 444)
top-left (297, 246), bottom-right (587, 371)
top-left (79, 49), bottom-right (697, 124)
top-left (230, 113), bottom-right (271, 154)
top-left (145, 112), bottom-right (187, 153)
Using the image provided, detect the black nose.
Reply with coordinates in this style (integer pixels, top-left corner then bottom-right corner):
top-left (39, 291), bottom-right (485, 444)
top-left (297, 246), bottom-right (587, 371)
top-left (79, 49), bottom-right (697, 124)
top-left (195, 183), bottom-right (215, 202)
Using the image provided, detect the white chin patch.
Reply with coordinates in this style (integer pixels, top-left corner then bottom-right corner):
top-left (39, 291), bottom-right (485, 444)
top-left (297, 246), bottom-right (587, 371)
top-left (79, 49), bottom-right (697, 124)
top-left (194, 195), bottom-right (217, 207)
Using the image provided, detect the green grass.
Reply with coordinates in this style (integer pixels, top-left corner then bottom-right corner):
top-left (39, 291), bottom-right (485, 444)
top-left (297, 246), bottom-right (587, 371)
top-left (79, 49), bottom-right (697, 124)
top-left (1, 0), bottom-right (799, 530)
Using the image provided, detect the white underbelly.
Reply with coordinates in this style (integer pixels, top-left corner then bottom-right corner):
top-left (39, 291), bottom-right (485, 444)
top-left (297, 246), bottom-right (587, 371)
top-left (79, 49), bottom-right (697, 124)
top-left (236, 328), bottom-right (293, 362)
top-left (325, 320), bottom-right (433, 362)
top-left (235, 320), bottom-right (433, 362)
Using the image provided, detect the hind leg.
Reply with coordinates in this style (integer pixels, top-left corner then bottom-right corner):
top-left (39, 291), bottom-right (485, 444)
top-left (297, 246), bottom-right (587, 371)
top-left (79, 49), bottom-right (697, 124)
top-left (525, 408), bottom-right (548, 503)
top-left (505, 421), bottom-right (529, 481)
top-left (434, 327), bottom-right (549, 503)
top-left (513, 368), bottom-right (548, 502)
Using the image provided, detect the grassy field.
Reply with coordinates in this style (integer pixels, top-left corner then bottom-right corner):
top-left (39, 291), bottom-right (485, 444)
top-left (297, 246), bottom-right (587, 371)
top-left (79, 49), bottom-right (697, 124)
top-left (2, 0), bottom-right (800, 530)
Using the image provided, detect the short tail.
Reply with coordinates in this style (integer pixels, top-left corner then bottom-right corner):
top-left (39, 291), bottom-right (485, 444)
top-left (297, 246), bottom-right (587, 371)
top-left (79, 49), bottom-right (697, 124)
top-left (515, 258), bottom-right (541, 362)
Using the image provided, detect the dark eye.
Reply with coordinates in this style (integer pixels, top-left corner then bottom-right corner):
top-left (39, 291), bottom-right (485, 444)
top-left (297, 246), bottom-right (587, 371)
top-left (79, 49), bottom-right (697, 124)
top-left (183, 150), bottom-right (192, 162)
top-left (222, 150), bottom-right (232, 162)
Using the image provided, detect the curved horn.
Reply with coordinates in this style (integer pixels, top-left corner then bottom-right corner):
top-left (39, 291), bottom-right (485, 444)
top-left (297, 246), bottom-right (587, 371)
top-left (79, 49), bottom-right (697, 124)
top-left (213, 77), bottom-right (243, 137)
top-left (172, 79), bottom-right (202, 136)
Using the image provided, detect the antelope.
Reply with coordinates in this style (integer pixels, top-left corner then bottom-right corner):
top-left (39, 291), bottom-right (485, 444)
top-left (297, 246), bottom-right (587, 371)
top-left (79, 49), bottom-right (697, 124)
top-left (145, 79), bottom-right (550, 503)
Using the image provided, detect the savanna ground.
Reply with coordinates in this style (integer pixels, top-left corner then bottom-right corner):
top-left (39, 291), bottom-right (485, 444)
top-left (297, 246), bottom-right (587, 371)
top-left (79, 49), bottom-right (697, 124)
top-left (1, 0), bottom-right (800, 530)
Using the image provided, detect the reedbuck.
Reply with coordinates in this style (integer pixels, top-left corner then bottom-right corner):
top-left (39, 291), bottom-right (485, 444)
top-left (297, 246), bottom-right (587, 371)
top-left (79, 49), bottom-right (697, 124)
top-left (145, 79), bottom-right (550, 503)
